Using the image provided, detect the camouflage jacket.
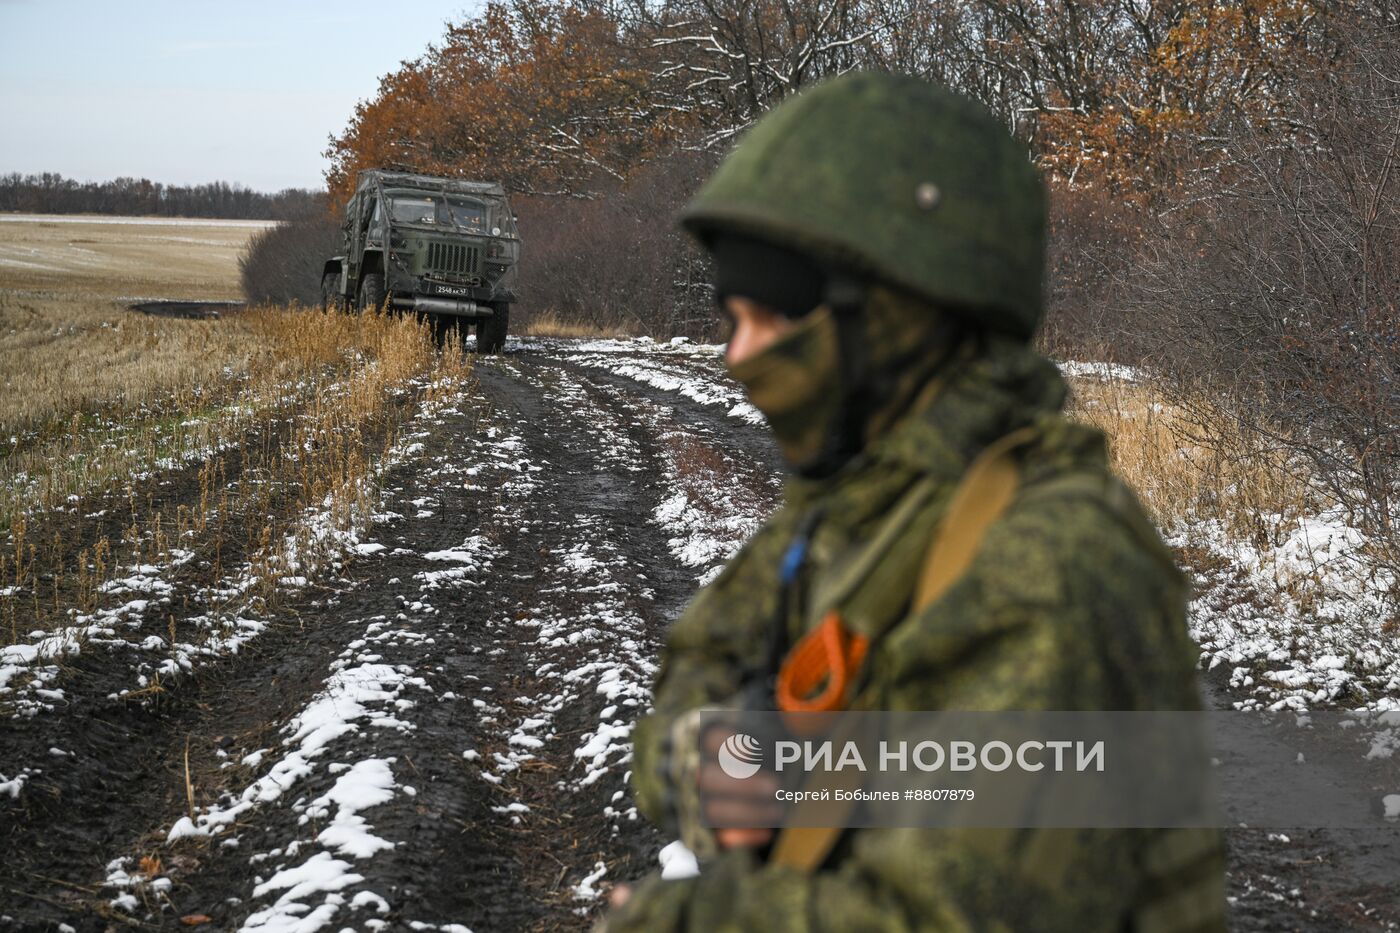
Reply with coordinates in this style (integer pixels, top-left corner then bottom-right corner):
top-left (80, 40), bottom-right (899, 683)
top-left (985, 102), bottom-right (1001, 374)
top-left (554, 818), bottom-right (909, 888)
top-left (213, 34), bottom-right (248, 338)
top-left (612, 338), bottom-right (1226, 932)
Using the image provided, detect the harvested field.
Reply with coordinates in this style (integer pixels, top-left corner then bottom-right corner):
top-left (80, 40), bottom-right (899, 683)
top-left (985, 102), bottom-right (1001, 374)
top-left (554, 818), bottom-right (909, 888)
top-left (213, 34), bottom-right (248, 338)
top-left (0, 213), bottom-right (272, 300)
top-left (0, 214), bottom-right (274, 437)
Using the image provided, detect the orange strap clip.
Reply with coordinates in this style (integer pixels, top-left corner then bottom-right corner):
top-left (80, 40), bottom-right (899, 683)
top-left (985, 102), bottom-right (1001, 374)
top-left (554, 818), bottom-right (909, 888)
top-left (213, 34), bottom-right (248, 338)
top-left (775, 611), bottom-right (869, 714)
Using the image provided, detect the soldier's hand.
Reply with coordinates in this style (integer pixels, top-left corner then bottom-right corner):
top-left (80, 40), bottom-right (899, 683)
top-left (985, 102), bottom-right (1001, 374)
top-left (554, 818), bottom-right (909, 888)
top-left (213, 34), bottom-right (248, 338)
top-left (699, 726), bottom-right (781, 850)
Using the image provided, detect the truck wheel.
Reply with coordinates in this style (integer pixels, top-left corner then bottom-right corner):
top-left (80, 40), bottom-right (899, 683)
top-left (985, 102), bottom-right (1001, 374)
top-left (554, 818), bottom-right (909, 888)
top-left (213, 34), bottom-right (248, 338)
top-left (358, 273), bottom-right (386, 313)
top-left (430, 313), bottom-right (468, 349)
top-left (320, 273), bottom-right (339, 312)
top-left (478, 303), bottom-right (510, 354)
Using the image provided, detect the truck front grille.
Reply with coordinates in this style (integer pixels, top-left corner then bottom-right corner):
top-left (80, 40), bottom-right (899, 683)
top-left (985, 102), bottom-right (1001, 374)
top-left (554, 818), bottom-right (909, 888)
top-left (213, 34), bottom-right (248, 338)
top-left (426, 241), bottom-right (481, 278)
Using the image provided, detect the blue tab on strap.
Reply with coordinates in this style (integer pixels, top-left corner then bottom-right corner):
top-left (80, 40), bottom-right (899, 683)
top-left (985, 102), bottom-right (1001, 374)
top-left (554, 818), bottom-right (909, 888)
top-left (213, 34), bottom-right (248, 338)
top-left (780, 536), bottom-right (810, 586)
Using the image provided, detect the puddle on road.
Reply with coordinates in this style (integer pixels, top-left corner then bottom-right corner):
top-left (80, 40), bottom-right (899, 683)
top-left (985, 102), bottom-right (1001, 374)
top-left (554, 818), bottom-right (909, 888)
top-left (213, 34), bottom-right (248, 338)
top-left (128, 299), bottom-right (242, 319)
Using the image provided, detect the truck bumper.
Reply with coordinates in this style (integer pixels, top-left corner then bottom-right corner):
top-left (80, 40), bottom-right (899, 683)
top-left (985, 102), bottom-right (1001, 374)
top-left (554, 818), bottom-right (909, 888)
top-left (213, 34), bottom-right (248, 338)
top-left (394, 296), bottom-right (496, 317)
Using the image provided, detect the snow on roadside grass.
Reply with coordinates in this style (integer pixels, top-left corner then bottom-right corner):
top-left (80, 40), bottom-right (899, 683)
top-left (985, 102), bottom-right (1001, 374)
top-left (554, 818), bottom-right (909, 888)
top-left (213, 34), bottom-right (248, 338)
top-left (1057, 361), bottom-right (1400, 712)
top-left (536, 336), bottom-right (766, 427)
top-left (0, 375), bottom-right (471, 720)
top-left (653, 478), bottom-right (765, 586)
top-left (1058, 360), bottom-right (1143, 383)
top-left (1180, 511), bottom-right (1400, 711)
top-left (648, 415), bottom-right (773, 585)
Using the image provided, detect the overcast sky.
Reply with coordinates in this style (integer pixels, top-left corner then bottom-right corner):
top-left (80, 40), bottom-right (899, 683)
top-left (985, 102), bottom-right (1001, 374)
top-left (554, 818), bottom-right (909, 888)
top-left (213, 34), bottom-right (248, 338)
top-left (0, 1), bottom-right (480, 192)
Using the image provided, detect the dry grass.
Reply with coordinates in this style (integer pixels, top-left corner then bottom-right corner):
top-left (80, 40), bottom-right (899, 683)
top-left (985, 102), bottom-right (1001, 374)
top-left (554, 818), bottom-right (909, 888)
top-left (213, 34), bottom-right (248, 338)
top-left (0, 215), bottom-right (475, 653)
top-left (0, 292), bottom-right (265, 434)
top-left (0, 215), bottom-right (272, 434)
top-left (1, 305), bottom-right (471, 647)
top-left (521, 309), bottom-right (638, 339)
top-left (1065, 374), bottom-right (1311, 544)
top-left (0, 306), bottom-right (447, 522)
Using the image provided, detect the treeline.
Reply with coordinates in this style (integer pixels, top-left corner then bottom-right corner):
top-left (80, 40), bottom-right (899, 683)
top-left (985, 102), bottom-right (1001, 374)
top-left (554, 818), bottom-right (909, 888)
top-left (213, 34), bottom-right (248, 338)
top-left (323, 0), bottom-right (1369, 202)
top-left (306, 0), bottom-right (1400, 561)
top-left (322, 0), bottom-right (1394, 340)
top-left (0, 172), bottom-right (325, 220)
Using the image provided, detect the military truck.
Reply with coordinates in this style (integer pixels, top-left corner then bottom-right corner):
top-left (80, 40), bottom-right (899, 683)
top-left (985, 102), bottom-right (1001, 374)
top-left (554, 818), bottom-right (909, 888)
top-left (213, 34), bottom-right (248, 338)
top-left (321, 170), bottom-right (519, 353)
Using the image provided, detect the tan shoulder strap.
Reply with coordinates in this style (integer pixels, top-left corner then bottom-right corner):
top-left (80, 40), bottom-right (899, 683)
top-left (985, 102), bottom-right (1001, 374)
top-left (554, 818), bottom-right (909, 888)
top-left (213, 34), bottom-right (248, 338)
top-left (770, 427), bottom-right (1036, 874)
top-left (766, 732), bottom-right (867, 872)
top-left (913, 426), bottom-right (1036, 611)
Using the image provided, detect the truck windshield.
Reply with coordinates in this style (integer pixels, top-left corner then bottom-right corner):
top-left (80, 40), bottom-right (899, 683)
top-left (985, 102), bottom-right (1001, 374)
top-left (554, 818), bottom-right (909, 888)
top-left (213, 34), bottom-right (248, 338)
top-left (388, 196), bottom-right (441, 225)
top-left (443, 197), bottom-right (488, 231)
top-left (386, 192), bottom-right (509, 234)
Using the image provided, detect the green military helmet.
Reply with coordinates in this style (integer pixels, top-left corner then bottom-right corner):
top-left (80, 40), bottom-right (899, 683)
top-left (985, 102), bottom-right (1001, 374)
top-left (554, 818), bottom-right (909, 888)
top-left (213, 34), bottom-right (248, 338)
top-left (681, 71), bottom-right (1046, 339)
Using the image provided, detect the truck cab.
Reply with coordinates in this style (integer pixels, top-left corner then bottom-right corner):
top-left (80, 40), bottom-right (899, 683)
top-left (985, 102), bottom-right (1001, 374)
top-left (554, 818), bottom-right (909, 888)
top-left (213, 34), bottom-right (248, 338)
top-left (321, 170), bottom-right (520, 353)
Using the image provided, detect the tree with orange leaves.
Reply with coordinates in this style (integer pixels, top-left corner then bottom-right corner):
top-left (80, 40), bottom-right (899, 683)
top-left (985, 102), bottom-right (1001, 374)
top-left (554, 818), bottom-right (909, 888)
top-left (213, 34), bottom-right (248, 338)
top-left (325, 0), bottom-right (692, 203)
top-left (977, 0), bottom-right (1322, 197)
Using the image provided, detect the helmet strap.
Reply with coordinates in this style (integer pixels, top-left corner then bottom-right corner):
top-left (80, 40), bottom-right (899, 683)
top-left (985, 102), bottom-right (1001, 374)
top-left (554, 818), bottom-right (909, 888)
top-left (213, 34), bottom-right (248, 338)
top-left (799, 273), bottom-right (870, 479)
top-left (795, 278), bottom-right (970, 480)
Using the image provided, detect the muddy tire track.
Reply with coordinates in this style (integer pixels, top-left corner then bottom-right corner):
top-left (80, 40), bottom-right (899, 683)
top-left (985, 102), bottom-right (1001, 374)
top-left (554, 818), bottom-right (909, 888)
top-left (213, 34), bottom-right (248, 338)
top-left (0, 343), bottom-right (782, 932)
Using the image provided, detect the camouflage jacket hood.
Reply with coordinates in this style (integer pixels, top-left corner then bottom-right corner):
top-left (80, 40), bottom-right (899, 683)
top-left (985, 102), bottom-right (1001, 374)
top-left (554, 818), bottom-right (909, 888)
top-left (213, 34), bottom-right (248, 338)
top-left (786, 330), bottom-right (1081, 509)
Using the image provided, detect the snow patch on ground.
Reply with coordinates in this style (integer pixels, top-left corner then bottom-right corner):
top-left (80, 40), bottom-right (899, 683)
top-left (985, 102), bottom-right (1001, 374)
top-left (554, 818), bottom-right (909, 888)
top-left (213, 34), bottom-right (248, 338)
top-left (658, 840), bottom-right (700, 880)
top-left (550, 340), bottom-right (767, 427)
top-left (1181, 510), bottom-right (1400, 711)
top-left (167, 659), bottom-right (424, 842)
top-left (1058, 359), bottom-right (1143, 382)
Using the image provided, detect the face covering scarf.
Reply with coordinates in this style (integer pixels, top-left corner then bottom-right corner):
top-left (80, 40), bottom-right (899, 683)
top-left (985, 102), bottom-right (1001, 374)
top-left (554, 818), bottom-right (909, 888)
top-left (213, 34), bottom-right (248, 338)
top-left (726, 305), bottom-right (845, 474)
top-left (725, 287), bottom-right (963, 477)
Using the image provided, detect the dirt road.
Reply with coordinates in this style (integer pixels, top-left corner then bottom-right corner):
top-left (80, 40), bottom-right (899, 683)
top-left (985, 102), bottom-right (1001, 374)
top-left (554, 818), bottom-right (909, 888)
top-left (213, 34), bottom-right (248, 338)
top-left (1, 338), bottom-right (1395, 931)
top-left (0, 338), bottom-right (779, 931)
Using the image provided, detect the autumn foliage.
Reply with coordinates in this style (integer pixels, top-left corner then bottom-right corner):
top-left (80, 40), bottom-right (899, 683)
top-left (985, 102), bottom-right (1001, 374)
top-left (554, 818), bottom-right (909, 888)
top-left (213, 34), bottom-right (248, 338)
top-left (1027, 0), bottom-right (1320, 195)
top-left (322, 0), bottom-right (1342, 334)
top-left (328, 0), bottom-right (1340, 205)
top-left (325, 0), bottom-right (693, 202)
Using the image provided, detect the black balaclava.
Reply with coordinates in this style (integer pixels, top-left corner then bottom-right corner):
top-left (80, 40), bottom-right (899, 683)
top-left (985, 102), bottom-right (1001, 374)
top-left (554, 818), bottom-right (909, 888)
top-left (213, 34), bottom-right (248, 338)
top-left (711, 232), bottom-right (959, 479)
top-left (710, 233), bottom-right (827, 319)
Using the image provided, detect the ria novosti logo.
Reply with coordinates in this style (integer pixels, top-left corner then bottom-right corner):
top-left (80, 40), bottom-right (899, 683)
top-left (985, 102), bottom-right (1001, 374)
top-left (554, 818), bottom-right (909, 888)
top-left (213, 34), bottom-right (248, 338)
top-left (717, 733), bottom-right (764, 779)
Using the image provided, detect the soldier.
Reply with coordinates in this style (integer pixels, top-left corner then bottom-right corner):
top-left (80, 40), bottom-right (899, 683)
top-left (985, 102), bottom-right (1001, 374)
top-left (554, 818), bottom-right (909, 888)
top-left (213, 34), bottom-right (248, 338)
top-left (603, 72), bottom-right (1226, 932)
